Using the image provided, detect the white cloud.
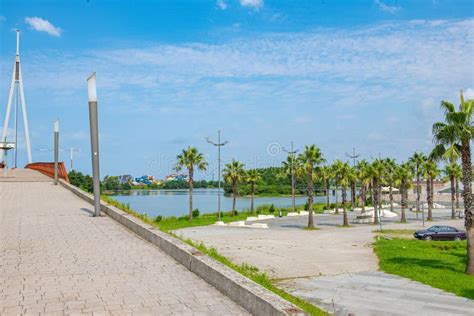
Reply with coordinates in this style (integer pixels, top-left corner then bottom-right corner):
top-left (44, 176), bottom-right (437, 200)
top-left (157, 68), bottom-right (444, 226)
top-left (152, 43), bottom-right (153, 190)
top-left (464, 88), bottom-right (474, 100)
top-left (216, 0), bottom-right (227, 10)
top-left (375, 0), bottom-right (401, 14)
top-left (24, 17), bottom-right (62, 37)
top-left (240, 0), bottom-right (263, 10)
top-left (2, 19), bottom-right (472, 119)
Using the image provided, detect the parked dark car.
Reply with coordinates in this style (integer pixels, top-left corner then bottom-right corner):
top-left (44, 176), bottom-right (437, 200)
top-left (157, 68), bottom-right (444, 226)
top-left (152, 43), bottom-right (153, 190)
top-left (414, 225), bottom-right (466, 241)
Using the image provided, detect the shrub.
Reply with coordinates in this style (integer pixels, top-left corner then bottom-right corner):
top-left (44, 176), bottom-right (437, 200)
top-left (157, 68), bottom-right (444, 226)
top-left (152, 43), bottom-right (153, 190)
top-left (154, 215), bottom-right (163, 223)
top-left (329, 203), bottom-right (336, 209)
top-left (256, 204), bottom-right (270, 212)
top-left (269, 204), bottom-right (275, 213)
top-left (313, 205), bottom-right (325, 213)
top-left (192, 208), bottom-right (200, 218)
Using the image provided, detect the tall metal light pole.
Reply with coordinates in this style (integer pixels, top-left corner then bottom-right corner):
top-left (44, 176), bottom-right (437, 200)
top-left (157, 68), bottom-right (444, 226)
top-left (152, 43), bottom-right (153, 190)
top-left (68, 148), bottom-right (80, 170)
top-left (206, 130), bottom-right (228, 221)
top-left (53, 119), bottom-right (59, 185)
top-left (346, 147), bottom-right (360, 210)
top-left (346, 147), bottom-right (360, 167)
top-left (87, 73), bottom-right (101, 217)
top-left (283, 141), bottom-right (299, 213)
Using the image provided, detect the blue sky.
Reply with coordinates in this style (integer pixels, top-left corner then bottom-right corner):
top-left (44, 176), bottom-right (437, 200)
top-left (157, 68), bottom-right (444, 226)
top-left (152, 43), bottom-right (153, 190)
top-left (1, 0), bottom-right (473, 179)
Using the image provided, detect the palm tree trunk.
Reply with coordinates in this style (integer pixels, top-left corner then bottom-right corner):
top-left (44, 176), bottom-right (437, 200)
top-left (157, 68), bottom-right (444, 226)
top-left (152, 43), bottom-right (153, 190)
top-left (361, 184), bottom-right (366, 212)
top-left (250, 182), bottom-right (255, 213)
top-left (405, 183), bottom-right (409, 212)
top-left (373, 178), bottom-right (379, 225)
top-left (232, 181), bottom-right (237, 216)
top-left (351, 180), bottom-right (356, 210)
top-left (400, 184), bottom-right (407, 223)
top-left (455, 177), bottom-right (460, 210)
top-left (325, 180), bottom-right (330, 209)
top-left (378, 184), bottom-right (382, 210)
top-left (427, 178), bottom-right (432, 221)
top-left (370, 181), bottom-right (374, 207)
top-left (450, 176), bottom-right (455, 219)
top-left (430, 177), bottom-right (434, 210)
top-left (189, 170), bottom-right (194, 222)
top-left (461, 140), bottom-right (473, 275)
top-left (335, 181), bottom-right (339, 214)
top-left (307, 172), bottom-right (314, 228)
top-left (342, 184), bottom-right (348, 226)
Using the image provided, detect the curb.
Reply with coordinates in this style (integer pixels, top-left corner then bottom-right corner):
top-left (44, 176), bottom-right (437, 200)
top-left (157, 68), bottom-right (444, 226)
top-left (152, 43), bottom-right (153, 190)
top-left (59, 180), bottom-right (306, 316)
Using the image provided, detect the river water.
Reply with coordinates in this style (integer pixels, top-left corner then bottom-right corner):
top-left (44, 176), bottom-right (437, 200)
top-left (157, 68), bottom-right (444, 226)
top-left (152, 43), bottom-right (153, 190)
top-left (112, 189), bottom-right (343, 217)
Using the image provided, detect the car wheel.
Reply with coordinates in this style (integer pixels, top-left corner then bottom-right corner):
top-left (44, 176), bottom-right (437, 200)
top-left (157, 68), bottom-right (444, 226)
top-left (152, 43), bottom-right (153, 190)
top-left (424, 236), bottom-right (432, 241)
top-left (454, 236), bottom-right (462, 241)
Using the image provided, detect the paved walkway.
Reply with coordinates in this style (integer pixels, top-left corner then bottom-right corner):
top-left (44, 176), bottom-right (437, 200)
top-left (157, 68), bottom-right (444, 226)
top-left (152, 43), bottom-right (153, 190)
top-left (278, 271), bottom-right (474, 316)
top-left (0, 169), bottom-right (248, 315)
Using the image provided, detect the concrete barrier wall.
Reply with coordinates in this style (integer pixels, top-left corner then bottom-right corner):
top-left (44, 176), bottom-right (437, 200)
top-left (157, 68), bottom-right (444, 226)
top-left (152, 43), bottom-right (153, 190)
top-left (59, 180), bottom-right (305, 316)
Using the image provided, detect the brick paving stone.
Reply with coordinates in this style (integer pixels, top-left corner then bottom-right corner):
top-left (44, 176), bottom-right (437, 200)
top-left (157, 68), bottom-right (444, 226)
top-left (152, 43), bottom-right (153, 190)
top-left (0, 170), bottom-right (249, 315)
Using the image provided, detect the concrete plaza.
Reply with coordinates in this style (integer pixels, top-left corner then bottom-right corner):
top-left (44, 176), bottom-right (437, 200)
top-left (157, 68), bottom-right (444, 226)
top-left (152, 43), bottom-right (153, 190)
top-left (177, 208), bottom-right (474, 315)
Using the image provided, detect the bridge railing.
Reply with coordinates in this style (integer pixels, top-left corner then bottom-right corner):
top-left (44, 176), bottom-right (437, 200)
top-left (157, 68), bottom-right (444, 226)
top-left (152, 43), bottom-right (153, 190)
top-left (25, 162), bottom-right (69, 182)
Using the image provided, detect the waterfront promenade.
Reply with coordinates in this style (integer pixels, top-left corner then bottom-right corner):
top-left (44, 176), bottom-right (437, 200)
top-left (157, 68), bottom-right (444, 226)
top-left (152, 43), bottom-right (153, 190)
top-left (0, 169), bottom-right (248, 315)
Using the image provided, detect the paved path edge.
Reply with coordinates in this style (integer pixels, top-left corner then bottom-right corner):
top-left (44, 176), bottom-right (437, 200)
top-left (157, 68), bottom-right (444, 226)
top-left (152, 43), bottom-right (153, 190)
top-left (59, 180), bottom-right (305, 316)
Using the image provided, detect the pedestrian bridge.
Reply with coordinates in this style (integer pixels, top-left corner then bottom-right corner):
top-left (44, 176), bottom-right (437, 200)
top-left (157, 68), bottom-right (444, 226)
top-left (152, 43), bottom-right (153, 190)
top-left (0, 169), bottom-right (247, 315)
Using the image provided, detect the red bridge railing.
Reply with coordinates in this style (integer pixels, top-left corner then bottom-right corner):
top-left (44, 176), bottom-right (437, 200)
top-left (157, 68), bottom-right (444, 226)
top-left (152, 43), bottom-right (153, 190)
top-left (25, 162), bottom-right (69, 182)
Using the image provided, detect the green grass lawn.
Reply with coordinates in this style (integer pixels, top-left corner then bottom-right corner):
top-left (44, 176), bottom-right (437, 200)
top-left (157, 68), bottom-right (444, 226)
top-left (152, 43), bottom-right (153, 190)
top-left (374, 237), bottom-right (474, 299)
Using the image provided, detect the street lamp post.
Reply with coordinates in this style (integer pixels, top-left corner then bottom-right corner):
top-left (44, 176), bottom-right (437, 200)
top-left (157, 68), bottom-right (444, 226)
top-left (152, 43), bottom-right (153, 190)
top-left (87, 73), bottom-right (101, 217)
top-left (54, 119), bottom-right (59, 185)
top-left (283, 141), bottom-right (299, 214)
top-left (206, 130), bottom-right (228, 222)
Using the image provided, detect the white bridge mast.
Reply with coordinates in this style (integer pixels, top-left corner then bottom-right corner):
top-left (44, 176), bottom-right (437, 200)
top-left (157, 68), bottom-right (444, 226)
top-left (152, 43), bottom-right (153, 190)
top-left (1, 29), bottom-right (33, 165)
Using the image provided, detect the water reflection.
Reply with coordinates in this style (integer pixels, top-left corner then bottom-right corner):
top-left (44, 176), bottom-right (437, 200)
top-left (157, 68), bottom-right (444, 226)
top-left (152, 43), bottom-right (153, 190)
top-left (112, 188), bottom-right (343, 218)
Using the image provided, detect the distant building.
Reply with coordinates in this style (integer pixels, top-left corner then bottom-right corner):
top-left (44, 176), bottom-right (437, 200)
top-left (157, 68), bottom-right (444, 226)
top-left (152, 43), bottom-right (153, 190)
top-left (118, 175), bottom-right (133, 184)
top-left (132, 175), bottom-right (162, 186)
top-left (164, 173), bottom-right (188, 182)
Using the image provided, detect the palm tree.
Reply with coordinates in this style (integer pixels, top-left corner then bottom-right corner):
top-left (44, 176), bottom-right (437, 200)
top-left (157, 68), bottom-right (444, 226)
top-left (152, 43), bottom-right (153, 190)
top-left (356, 160), bottom-right (371, 212)
top-left (423, 160), bottom-right (439, 221)
top-left (349, 166), bottom-right (357, 211)
top-left (444, 162), bottom-right (462, 219)
top-left (318, 165), bottom-right (332, 210)
top-left (370, 159), bottom-right (385, 225)
top-left (223, 159), bottom-right (246, 215)
top-left (395, 163), bottom-right (412, 223)
top-left (334, 161), bottom-right (352, 227)
top-left (332, 160), bottom-right (345, 214)
top-left (298, 145), bottom-right (325, 228)
top-left (433, 90), bottom-right (474, 274)
top-left (409, 152), bottom-right (427, 212)
top-left (175, 146), bottom-right (208, 222)
top-left (431, 144), bottom-right (462, 218)
top-left (282, 155), bottom-right (301, 213)
top-left (383, 158), bottom-right (397, 212)
top-left (246, 169), bottom-right (261, 213)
